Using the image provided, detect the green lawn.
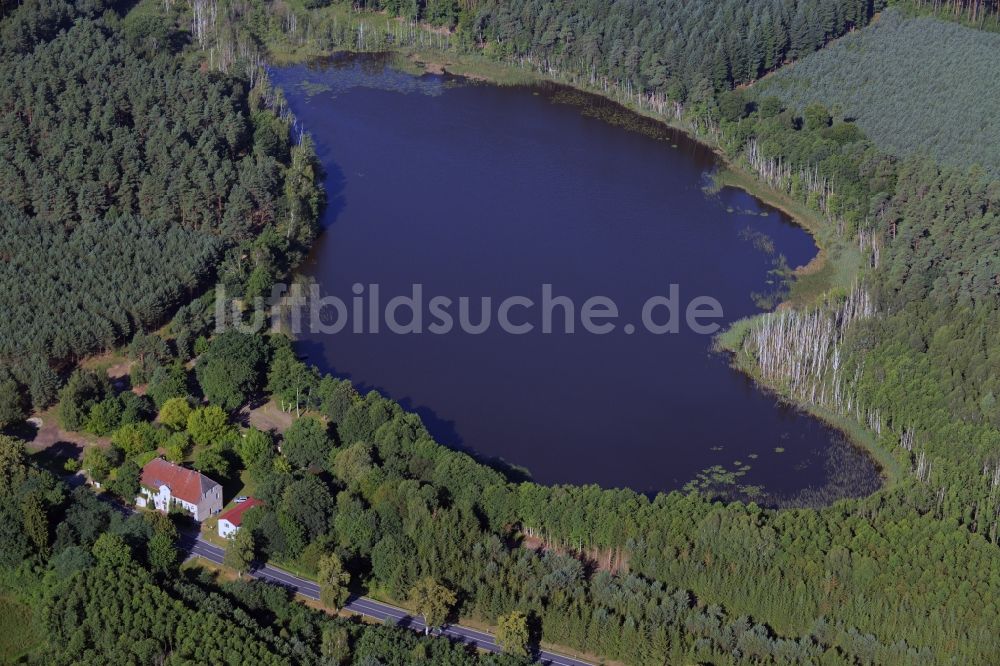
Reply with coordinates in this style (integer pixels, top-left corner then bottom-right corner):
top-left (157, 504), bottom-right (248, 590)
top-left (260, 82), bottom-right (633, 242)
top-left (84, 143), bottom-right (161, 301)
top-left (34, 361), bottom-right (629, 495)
top-left (0, 594), bottom-right (43, 662)
top-left (131, 449), bottom-right (159, 467)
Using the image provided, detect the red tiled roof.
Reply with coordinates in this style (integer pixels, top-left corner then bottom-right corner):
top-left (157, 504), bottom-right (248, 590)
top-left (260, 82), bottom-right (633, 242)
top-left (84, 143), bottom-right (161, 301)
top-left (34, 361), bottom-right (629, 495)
top-left (140, 458), bottom-right (220, 505)
top-left (218, 498), bottom-right (264, 527)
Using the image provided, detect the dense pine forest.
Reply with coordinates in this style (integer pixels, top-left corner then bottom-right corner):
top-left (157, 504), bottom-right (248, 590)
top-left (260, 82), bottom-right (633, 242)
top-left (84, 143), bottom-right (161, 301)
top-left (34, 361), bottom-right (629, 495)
top-left (203, 0), bottom-right (883, 103)
top-left (0, 0), bottom-right (321, 417)
top-left (2, 0), bottom-right (1000, 663)
top-left (467, 0), bottom-right (876, 91)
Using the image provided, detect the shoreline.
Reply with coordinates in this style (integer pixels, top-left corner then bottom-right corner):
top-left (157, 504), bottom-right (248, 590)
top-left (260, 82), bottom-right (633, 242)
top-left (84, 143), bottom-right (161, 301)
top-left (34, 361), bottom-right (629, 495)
top-left (715, 329), bottom-right (903, 488)
top-left (271, 45), bottom-right (894, 500)
top-left (398, 49), bottom-right (854, 306)
top-left (421, 55), bottom-right (899, 493)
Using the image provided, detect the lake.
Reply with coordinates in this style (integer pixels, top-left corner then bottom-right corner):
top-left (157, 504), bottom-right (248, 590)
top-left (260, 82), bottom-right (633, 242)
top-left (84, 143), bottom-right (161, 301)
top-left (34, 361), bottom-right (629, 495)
top-left (272, 54), bottom-right (880, 504)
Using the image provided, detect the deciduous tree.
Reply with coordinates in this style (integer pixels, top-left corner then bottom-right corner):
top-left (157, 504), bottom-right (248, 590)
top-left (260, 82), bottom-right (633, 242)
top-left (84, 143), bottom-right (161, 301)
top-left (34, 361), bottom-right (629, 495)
top-left (318, 551), bottom-right (351, 611)
top-left (186, 405), bottom-right (234, 447)
top-left (225, 526), bottom-right (256, 577)
top-left (496, 610), bottom-right (530, 657)
top-left (158, 397), bottom-right (192, 431)
top-left (282, 416), bottom-right (332, 469)
top-left (409, 577), bottom-right (456, 635)
top-left (195, 331), bottom-right (269, 411)
top-left (92, 532), bottom-right (131, 567)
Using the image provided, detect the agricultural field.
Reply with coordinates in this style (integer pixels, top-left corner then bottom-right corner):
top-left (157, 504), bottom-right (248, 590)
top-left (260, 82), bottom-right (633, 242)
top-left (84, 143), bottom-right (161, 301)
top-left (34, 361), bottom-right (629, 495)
top-left (756, 9), bottom-right (1000, 173)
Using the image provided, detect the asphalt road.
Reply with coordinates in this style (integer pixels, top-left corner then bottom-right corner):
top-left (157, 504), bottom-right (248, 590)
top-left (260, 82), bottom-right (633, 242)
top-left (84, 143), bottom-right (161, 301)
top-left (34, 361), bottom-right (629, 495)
top-left (185, 534), bottom-right (593, 666)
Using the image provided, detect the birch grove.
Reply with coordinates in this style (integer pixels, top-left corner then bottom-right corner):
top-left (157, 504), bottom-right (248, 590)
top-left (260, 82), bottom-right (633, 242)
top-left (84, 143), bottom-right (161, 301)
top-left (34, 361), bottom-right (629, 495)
top-left (739, 283), bottom-right (889, 454)
top-left (507, 53), bottom-right (688, 124)
top-left (743, 282), bottom-right (873, 406)
top-left (857, 226), bottom-right (882, 269)
top-left (745, 138), bottom-right (838, 221)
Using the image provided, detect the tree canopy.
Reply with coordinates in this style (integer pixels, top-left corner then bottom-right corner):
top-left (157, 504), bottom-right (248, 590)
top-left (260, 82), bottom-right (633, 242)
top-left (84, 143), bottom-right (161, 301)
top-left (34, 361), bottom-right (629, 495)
top-left (195, 331), bottom-right (270, 411)
top-left (0, 0), bottom-right (320, 414)
top-left (758, 9), bottom-right (1000, 173)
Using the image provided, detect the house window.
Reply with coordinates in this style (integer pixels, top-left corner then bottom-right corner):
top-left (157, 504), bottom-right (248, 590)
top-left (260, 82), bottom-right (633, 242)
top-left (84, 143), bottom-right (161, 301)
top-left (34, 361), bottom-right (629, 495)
top-left (169, 500), bottom-right (194, 518)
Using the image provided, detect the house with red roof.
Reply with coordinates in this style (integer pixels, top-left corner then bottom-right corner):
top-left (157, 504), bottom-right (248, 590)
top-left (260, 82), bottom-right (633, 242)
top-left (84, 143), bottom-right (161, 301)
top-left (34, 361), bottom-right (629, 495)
top-left (135, 457), bottom-right (223, 521)
top-left (217, 498), bottom-right (263, 538)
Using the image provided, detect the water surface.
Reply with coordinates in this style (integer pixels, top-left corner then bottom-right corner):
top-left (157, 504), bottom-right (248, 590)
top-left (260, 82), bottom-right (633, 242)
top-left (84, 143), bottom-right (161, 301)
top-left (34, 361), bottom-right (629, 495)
top-left (273, 54), bottom-right (880, 503)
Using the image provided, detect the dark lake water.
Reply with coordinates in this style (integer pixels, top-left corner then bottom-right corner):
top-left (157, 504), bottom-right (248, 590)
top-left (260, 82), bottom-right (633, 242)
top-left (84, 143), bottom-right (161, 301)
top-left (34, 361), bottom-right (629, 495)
top-left (272, 54), bottom-right (880, 503)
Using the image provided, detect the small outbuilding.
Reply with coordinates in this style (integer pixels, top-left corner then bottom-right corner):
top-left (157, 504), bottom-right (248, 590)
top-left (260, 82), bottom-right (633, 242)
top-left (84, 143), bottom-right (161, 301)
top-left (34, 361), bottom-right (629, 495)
top-left (217, 498), bottom-right (264, 538)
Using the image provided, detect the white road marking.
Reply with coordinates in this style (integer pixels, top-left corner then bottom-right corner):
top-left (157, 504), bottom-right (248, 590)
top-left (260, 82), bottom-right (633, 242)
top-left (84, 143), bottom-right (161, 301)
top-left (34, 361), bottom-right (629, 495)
top-left (187, 535), bottom-right (592, 665)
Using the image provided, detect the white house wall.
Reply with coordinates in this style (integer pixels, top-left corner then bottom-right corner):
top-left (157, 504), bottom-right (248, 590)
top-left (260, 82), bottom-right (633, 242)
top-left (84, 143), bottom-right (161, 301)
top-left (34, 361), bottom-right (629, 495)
top-left (135, 483), bottom-right (222, 522)
top-left (218, 519), bottom-right (238, 538)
